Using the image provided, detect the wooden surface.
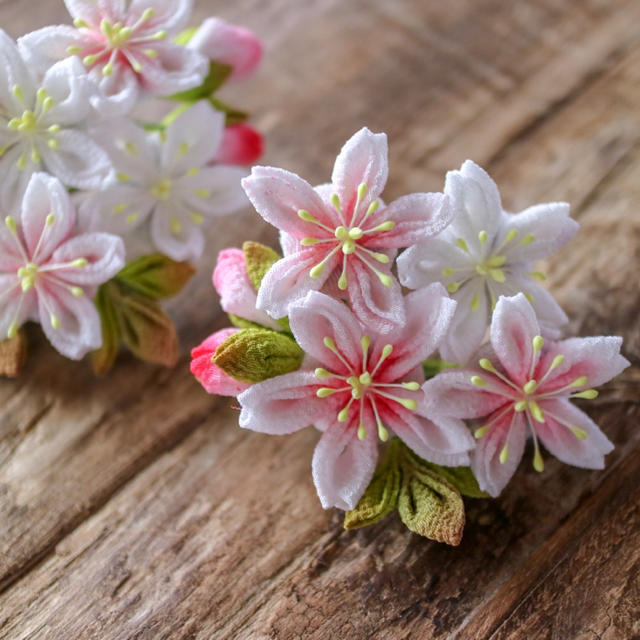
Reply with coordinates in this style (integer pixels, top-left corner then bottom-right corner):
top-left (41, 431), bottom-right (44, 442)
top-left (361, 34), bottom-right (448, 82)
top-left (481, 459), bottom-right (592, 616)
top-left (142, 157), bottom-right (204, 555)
top-left (1, 1), bottom-right (639, 638)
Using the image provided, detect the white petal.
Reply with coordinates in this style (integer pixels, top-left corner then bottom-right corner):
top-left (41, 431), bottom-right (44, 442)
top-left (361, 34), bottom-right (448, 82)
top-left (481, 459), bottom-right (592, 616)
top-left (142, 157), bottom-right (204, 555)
top-left (40, 56), bottom-right (91, 125)
top-left (130, 0), bottom-right (193, 33)
top-left (150, 201), bottom-right (204, 261)
top-left (175, 166), bottom-right (248, 217)
top-left (0, 147), bottom-right (35, 214)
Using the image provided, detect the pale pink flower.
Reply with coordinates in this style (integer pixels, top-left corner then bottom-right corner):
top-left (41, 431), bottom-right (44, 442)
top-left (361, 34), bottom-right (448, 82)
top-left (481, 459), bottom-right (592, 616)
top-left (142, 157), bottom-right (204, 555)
top-left (423, 294), bottom-right (629, 497)
top-left (190, 328), bottom-right (250, 396)
top-left (214, 124), bottom-right (263, 166)
top-left (398, 160), bottom-right (578, 364)
top-left (241, 127), bottom-right (453, 333)
top-left (0, 173), bottom-right (124, 359)
top-left (238, 287), bottom-right (474, 510)
top-left (213, 248), bottom-right (280, 330)
top-left (188, 17), bottom-right (262, 80)
top-left (19, 0), bottom-right (207, 116)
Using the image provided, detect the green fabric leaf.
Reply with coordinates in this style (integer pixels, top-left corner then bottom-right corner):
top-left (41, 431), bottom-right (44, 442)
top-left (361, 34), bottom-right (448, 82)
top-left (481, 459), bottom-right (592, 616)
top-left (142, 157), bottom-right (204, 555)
top-left (174, 26), bottom-right (198, 46)
top-left (423, 358), bottom-right (459, 379)
top-left (344, 442), bottom-right (401, 529)
top-left (228, 314), bottom-right (269, 330)
top-left (423, 464), bottom-right (489, 499)
top-left (209, 97), bottom-right (249, 125)
top-left (0, 330), bottom-right (27, 378)
top-left (92, 283), bottom-right (122, 376)
top-left (242, 241), bottom-right (280, 292)
top-left (115, 253), bottom-right (195, 299)
top-left (213, 328), bottom-right (303, 383)
top-left (168, 61), bottom-right (233, 103)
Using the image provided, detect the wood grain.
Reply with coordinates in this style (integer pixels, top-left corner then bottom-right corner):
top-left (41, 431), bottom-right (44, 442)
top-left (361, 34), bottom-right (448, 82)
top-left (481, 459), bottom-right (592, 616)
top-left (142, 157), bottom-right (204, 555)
top-left (0, 0), bottom-right (638, 638)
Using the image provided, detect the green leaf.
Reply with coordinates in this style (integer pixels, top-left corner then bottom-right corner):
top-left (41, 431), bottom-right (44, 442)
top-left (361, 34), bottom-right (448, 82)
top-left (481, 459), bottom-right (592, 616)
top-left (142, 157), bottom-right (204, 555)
top-left (423, 357), bottom-right (459, 379)
top-left (213, 328), bottom-right (303, 383)
top-left (174, 26), bottom-right (198, 46)
top-left (423, 464), bottom-right (489, 499)
top-left (397, 446), bottom-right (465, 545)
top-left (228, 314), bottom-right (269, 330)
top-left (92, 283), bottom-right (122, 376)
top-left (209, 97), bottom-right (249, 125)
top-left (114, 292), bottom-right (179, 367)
top-left (0, 329), bottom-right (27, 378)
top-left (168, 61), bottom-right (233, 103)
top-left (242, 241), bottom-right (281, 292)
top-left (344, 442), bottom-right (401, 529)
top-left (115, 253), bottom-right (195, 299)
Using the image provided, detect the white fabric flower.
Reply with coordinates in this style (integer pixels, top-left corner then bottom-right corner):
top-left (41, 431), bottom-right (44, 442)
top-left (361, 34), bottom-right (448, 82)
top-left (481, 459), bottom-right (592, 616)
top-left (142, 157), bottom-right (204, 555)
top-left (398, 160), bottom-right (579, 365)
top-left (0, 29), bottom-right (110, 212)
top-left (80, 101), bottom-right (248, 261)
top-left (18, 0), bottom-right (207, 117)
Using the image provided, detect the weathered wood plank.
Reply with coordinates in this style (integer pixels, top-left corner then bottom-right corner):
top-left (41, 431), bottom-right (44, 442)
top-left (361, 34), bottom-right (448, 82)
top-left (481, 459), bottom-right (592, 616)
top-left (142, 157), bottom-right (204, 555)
top-left (0, 0), bottom-right (638, 638)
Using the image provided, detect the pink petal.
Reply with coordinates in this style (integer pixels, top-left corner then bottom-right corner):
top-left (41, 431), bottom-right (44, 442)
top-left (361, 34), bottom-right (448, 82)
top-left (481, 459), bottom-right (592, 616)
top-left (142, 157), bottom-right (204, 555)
top-left (312, 418), bottom-right (378, 510)
top-left (188, 18), bottom-right (263, 80)
top-left (213, 248), bottom-right (279, 329)
top-left (491, 293), bottom-right (540, 385)
top-left (64, 0), bottom-right (103, 26)
top-left (190, 328), bottom-right (250, 396)
top-left (347, 258), bottom-right (405, 334)
top-left (130, 0), bottom-right (193, 33)
top-left (535, 399), bottom-right (614, 469)
top-left (0, 278), bottom-right (36, 338)
top-left (422, 369), bottom-right (510, 419)
top-left (214, 124), bottom-right (264, 166)
top-left (380, 283), bottom-right (456, 381)
top-left (238, 370), bottom-right (329, 435)
top-left (365, 193), bottom-right (452, 249)
top-left (471, 408), bottom-right (526, 497)
top-left (537, 336), bottom-right (629, 393)
top-left (331, 128), bottom-right (388, 209)
top-left (37, 282), bottom-right (102, 360)
top-left (21, 173), bottom-right (75, 262)
top-left (241, 166), bottom-right (337, 237)
top-left (255, 249), bottom-right (339, 320)
top-left (289, 291), bottom-right (364, 374)
top-left (49, 232), bottom-right (125, 286)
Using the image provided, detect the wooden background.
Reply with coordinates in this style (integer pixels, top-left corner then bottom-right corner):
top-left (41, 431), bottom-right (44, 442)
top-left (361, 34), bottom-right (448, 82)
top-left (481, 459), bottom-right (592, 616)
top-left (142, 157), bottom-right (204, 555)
top-left (1, 0), bottom-right (639, 638)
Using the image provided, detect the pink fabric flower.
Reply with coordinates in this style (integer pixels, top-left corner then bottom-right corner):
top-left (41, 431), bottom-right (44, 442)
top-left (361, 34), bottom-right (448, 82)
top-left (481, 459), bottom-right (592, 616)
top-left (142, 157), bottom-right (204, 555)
top-left (214, 124), bottom-right (264, 166)
top-left (190, 328), bottom-right (250, 396)
top-left (237, 287), bottom-right (474, 510)
top-left (423, 293), bottom-right (629, 497)
top-left (188, 18), bottom-right (262, 80)
top-left (0, 172), bottom-right (124, 359)
top-left (241, 127), bottom-right (453, 333)
top-left (213, 248), bottom-right (280, 330)
top-left (19, 0), bottom-right (207, 116)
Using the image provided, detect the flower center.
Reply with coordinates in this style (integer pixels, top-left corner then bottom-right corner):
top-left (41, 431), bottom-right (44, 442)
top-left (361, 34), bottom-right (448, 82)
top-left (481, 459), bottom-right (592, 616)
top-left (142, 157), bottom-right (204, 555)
top-left (151, 177), bottom-right (172, 201)
top-left (69, 9), bottom-right (167, 77)
top-left (469, 334), bottom-right (599, 472)
top-left (5, 87), bottom-right (60, 170)
top-left (17, 262), bottom-right (38, 292)
top-left (314, 334), bottom-right (421, 442)
top-left (297, 182), bottom-right (396, 291)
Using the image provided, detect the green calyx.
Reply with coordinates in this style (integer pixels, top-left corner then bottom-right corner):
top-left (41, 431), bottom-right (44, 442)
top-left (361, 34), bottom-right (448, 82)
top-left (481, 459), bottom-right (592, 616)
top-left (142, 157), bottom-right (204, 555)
top-left (243, 241), bottom-right (280, 292)
top-left (213, 328), bottom-right (304, 383)
top-left (344, 439), bottom-right (487, 545)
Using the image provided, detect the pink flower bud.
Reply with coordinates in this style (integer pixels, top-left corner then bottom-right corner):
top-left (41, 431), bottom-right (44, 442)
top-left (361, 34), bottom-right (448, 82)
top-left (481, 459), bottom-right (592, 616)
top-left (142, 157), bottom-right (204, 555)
top-left (189, 18), bottom-right (262, 80)
top-left (214, 124), bottom-right (264, 166)
top-left (190, 328), bottom-right (250, 396)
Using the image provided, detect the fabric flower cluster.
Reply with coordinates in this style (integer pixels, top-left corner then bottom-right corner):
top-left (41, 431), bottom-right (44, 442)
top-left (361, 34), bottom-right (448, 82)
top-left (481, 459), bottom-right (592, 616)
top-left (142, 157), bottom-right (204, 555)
top-left (192, 127), bottom-right (629, 515)
top-left (0, 1), bottom-right (264, 362)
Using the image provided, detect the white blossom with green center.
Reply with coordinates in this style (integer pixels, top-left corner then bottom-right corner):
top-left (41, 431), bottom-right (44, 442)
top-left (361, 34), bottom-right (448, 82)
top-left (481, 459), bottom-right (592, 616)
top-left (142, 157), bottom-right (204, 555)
top-left (398, 160), bottom-right (579, 364)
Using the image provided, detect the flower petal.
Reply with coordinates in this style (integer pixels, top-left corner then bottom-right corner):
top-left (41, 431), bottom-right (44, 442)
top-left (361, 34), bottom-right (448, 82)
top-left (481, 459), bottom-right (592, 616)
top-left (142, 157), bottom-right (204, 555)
top-left (380, 283), bottom-right (456, 381)
top-left (18, 26), bottom-right (89, 73)
top-left (366, 193), bottom-right (452, 248)
top-left (312, 417), bottom-right (378, 510)
top-left (150, 201), bottom-right (204, 261)
top-left (214, 123), bottom-right (263, 166)
top-left (331, 127), bottom-right (388, 207)
top-left (130, 0), bottom-right (193, 33)
top-left (176, 165), bottom-right (248, 217)
top-left (190, 328), bottom-right (250, 396)
top-left (0, 279), bottom-right (35, 338)
top-left (289, 290), bottom-right (364, 373)
top-left (40, 56), bottom-right (91, 125)
top-left (535, 399), bottom-right (614, 468)
top-left (491, 293), bottom-right (540, 385)
top-left (0, 148), bottom-right (35, 214)
top-left (255, 249), bottom-right (339, 320)
top-left (238, 370), bottom-right (328, 434)
top-left (471, 408), bottom-right (526, 497)
top-left (242, 166), bottom-right (335, 237)
top-left (90, 64), bottom-right (140, 118)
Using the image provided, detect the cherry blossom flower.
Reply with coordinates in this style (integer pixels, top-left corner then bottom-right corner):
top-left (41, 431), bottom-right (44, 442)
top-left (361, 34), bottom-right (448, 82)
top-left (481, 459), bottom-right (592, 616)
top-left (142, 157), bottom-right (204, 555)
top-left (241, 127), bottom-right (453, 334)
top-left (79, 101), bottom-right (248, 262)
top-left (398, 160), bottom-right (579, 364)
top-left (191, 328), bottom-right (251, 396)
top-left (19, 0), bottom-right (207, 117)
top-left (214, 124), bottom-right (263, 167)
top-left (188, 18), bottom-right (262, 81)
top-left (213, 248), bottom-right (281, 330)
top-left (0, 172), bottom-right (124, 359)
top-left (0, 29), bottom-right (111, 212)
top-left (237, 287), bottom-right (474, 510)
top-left (423, 294), bottom-right (629, 497)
